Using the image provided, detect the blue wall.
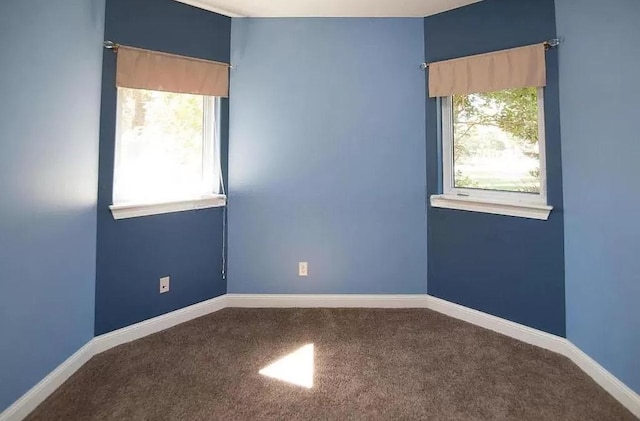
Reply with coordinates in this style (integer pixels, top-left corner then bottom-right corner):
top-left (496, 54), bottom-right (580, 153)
top-left (424, 0), bottom-right (566, 336)
top-left (95, 0), bottom-right (231, 334)
top-left (0, 0), bottom-right (104, 411)
top-left (228, 19), bottom-right (428, 294)
top-left (556, 0), bottom-right (640, 393)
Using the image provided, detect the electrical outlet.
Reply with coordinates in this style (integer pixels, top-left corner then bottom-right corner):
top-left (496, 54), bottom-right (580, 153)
top-left (298, 262), bottom-right (308, 277)
top-left (160, 276), bottom-right (170, 293)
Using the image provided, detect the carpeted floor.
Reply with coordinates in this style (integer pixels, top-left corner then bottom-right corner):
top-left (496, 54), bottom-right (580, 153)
top-left (26, 308), bottom-right (635, 420)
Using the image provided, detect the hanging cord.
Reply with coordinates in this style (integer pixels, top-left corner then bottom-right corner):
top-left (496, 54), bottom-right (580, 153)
top-left (216, 103), bottom-right (228, 281)
top-left (222, 207), bottom-right (227, 280)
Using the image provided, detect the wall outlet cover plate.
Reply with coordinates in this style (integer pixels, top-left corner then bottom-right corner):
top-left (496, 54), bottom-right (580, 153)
top-left (160, 276), bottom-right (170, 293)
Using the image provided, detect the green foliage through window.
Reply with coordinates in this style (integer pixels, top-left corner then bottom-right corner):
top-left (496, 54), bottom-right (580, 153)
top-left (452, 87), bottom-right (541, 194)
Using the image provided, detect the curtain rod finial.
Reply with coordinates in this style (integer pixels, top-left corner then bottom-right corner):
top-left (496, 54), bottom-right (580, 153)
top-left (103, 40), bottom-right (119, 52)
top-left (545, 38), bottom-right (563, 49)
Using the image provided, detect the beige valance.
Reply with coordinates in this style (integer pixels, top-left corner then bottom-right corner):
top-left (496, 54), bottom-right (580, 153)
top-left (428, 43), bottom-right (546, 98)
top-left (116, 45), bottom-right (229, 97)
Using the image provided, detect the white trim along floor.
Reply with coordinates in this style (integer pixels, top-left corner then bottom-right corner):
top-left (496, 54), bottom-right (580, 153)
top-left (1, 294), bottom-right (638, 421)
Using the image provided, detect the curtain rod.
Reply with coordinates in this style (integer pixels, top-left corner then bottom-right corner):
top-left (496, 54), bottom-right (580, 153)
top-left (103, 41), bottom-right (235, 69)
top-left (419, 38), bottom-right (562, 70)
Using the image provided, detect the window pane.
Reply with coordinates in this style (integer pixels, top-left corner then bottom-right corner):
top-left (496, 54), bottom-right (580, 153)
top-left (452, 87), bottom-right (541, 194)
top-left (114, 88), bottom-right (215, 204)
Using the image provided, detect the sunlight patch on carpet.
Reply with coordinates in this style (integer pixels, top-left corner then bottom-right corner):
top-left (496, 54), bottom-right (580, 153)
top-left (259, 343), bottom-right (314, 388)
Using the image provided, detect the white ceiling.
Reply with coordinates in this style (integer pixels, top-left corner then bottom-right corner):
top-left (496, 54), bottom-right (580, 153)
top-left (174, 0), bottom-right (482, 18)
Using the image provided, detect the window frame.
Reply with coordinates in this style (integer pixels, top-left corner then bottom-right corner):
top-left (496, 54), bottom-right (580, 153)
top-left (202, 95), bottom-right (220, 196)
top-left (109, 88), bottom-right (225, 220)
top-left (431, 87), bottom-right (552, 220)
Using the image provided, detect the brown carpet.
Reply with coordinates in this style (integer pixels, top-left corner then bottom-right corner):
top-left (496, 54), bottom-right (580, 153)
top-left (26, 308), bottom-right (635, 420)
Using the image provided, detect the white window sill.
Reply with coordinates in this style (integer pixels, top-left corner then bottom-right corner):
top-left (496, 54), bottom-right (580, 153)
top-left (430, 194), bottom-right (552, 220)
top-left (109, 195), bottom-right (227, 220)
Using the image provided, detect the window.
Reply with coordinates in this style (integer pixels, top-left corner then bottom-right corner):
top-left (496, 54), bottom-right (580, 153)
top-left (443, 87), bottom-right (545, 201)
top-left (432, 87), bottom-right (552, 220)
top-left (110, 88), bottom-right (224, 219)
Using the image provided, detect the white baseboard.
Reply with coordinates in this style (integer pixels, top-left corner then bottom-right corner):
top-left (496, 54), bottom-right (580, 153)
top-left (3, 293), bottom-right (638, 420)
top-left (92, 295), bottom-right (227, 355)
top-left (224, 293), bottom-right (564, 355)
top-left (225, 293), bottom-right (430, 308)
top-left (425, 296), bottom-right (568, 355)
top-left (564, 342), bottom-right (640, 418)
top-left (0, 341), bottom-right (95, 421)
top-left (0, 295), bottom-right (228, 421)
